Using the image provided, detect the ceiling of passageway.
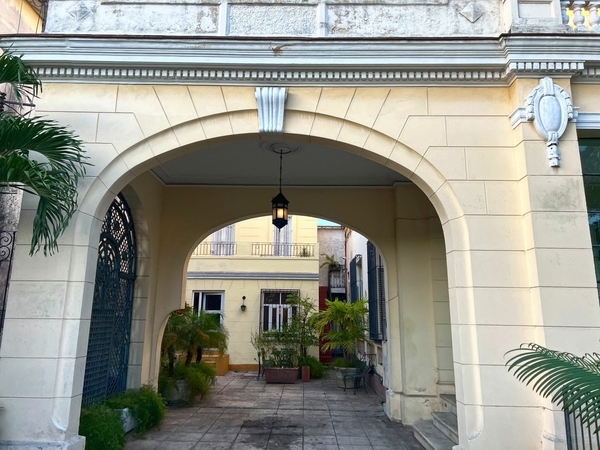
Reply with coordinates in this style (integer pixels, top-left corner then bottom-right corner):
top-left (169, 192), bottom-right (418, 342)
top-left (152, 140), bottom-right (408, 186)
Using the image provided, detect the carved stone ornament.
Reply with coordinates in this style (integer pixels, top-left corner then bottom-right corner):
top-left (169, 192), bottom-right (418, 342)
top-left (525, 77), bottom-right (574, 167)
top-left (67, 2), bottom-right (92, 21)
top-left (255, 87), bottom-right (287, 134)
top-left (460, 2), bottom-right (484, 23)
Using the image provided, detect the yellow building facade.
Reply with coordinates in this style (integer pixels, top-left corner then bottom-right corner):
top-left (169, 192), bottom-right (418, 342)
top-left (2, 1), bottom-right (600, 448)
top-left (185, 215), bottom-right (319, 370)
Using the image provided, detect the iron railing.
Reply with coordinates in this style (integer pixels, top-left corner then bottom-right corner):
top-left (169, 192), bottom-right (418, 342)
top-left (329, 270), bottom-right (346, 289)
top-left (252, 243), bottom-right (314, 257)
top-left (565, 398), bottom-right (600, 450)
top-left (193, 242), bottom-right (237, 256)
top-left (0, 231), bottom-right (16, 346)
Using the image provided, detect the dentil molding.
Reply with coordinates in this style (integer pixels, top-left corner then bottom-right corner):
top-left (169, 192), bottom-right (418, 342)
top-left (3, 35), bottom-right (600, 86)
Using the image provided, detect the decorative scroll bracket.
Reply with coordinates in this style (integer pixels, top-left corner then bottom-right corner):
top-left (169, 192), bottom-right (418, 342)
top-left (525, 77), bottom-right (574, 167)
top-left (255, 87), bottom-right (287, 134)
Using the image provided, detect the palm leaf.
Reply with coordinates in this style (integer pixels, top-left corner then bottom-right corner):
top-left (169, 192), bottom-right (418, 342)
top-left (0, 115), bottom-right (88, 255)
top-left (0, 49), bottom-right (41, 106)
top-left (506, 343), bottom-right (600, 432)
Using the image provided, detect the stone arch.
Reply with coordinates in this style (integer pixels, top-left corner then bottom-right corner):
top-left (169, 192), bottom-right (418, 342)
top-left (70, 109), bottom-right (483, 439)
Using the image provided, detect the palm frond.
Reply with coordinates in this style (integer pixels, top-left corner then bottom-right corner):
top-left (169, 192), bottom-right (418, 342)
top-left (506, 343), bottom-right (600, 432)
top-left (0, 115), bottom-right (88, 255)
top-left (0, 49), bottom-right (41, 106)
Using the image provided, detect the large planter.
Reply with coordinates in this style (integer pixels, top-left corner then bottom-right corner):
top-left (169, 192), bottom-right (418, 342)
top-left (164, 379), bottom-right (188, 403)
top-left (120, 408), bottom-right (136, 433)
top-left (203, 353), bottom-right (230, 376)
top-left (264, 367), bottom-right (298, 384)
top-left (302, 366), bottom-right (310, 382)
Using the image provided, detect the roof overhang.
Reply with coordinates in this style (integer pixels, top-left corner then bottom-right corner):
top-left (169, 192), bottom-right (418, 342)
top-left (1, 34), bottom-right (600, 86)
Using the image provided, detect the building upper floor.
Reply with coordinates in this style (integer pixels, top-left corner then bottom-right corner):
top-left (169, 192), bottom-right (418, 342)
top-left (187, 215), bottom-right (319, 274)
top-left (4, 0), bottom-right (597, 37)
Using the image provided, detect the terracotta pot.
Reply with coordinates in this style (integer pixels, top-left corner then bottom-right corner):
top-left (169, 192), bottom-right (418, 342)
top-left (264, 367), bottom-right (298, 384)
top-left (302, 365), bottom-right (310, 382)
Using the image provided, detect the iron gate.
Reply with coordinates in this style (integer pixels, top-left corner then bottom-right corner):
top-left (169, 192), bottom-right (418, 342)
top-left (82, 194), bottom-right (136, 406)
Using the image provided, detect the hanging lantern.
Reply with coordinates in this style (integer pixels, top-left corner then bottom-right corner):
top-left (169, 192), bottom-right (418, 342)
top-left (272, 191), bottom-right (289, 229)
top-left (271, 147), bottom-right (289, 229)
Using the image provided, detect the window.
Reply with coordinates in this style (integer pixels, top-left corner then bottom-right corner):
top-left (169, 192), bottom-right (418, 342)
top-left (193, 291), bottom-right (224, 325)
top-left (211, 224), bottom-right (235, 255)
top-left (579, 139), bottom-right (600, 296)
top-left (367, 241), bottom-right (386, 341)
top-left (273, 216), bottom-right (293, 256)
top-left (349, 254), bottom-right (363, 302)
top-left (261, 290), bottom-right (299, 331)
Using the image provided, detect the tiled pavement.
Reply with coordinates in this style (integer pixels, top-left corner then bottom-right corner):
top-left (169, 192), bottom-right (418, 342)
top-left (126, 371), bottom-right (425, 450)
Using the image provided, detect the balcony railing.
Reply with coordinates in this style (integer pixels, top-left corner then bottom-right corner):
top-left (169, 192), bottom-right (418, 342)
top-left (563, 1), bottom-right (600, 31)
top-left (329, 269), bottom-right (347, 292)
top-left (192, 242), bottom-right (316, 258)
top-left (251, 243), bottom-right (315, 257)
top-left (193, 242), bottom-right (237, 256)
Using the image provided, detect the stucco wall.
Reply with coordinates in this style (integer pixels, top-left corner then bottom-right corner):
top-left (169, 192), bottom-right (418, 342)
top-left (43, 0), bottom-right (505, 36)
top-left (0, 0), bottom-right (42, 33)
top-left (317, 226), bottom-right (345, 287)
top-left (3, 80), bottom-right (600, 450)
top-left (184, 278), bottom-right (319, 367)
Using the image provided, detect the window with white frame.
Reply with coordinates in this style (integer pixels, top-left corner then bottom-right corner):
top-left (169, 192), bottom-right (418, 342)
top-left (261, 290), bottom-right (299, 331)
top-left (273, 215), bottom-right (293, 256)
top-left (211, 224), bottom-right (235, 255)
top-left (192, 291), bottom-right (224, 325)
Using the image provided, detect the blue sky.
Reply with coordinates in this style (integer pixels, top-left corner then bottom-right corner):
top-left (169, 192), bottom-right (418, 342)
top-left (317, 219), bottom-right (340, 226)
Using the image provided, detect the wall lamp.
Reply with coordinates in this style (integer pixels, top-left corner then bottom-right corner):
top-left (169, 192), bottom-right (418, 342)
top-left (241, 296), bottom-right (246, 312)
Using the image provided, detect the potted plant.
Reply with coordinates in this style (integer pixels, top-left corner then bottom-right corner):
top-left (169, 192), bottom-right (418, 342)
top-left (255, 327), bottom-right (299, 384)
top-left (320, 253), bottom-right (341, 271)
top-left (158, 306), bottom-right (228, 404)
top-left (252, 294), bottom-right (320, 384)
top-left (313, 298), bottom-right (368, 388)
top-left (286, 294), bottom-right (320, 382)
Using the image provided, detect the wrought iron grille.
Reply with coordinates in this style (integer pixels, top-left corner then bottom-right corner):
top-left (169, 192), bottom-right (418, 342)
top-left (565, 397), bottom-right (600, 449)
top-left (0, 231), bottom-right (16, 346)
top-left (25, 0), bottom-right (49, 31)
top-left (82, 194), bottom-right (136, 406)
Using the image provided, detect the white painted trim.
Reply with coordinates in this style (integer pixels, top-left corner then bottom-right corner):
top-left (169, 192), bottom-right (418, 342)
top-left (511, 107), bottom-right (600, 130)
top-left (574, 111), bottom-right (600, 129)
top-left (3, 35), bottom-right (600, 86)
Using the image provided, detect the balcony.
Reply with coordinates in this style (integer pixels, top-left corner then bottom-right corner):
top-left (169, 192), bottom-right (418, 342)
top-left (251, 243), bottom-right (315, 258)
top-left (329, 269), bottom-right (346, 294)
top-left (192, 242), bottom-right (316, 258)
top-left (563, 1), bottom-right (600, 31)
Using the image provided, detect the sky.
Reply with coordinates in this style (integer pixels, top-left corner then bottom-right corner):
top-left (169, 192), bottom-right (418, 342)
top-left (317, 219), bottom-right (340, 226)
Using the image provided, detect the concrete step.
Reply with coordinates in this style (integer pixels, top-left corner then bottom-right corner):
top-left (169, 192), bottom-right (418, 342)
top-left (439, 394), bottom-right (457, 415)
top-left (413, 420), bottom-right (455, 450)
top-left (432, 411), bottom-right (459, 444)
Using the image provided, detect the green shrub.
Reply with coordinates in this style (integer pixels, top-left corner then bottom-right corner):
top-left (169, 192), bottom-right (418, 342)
top-left (332, 357), bottom-right (357, 368)
top-left (105, 386), bottom-right (167, 436)
top-left (161, 361), bottom-right (217, 405)
top-left (304, 355), bottom-right (326, 379)
top-left (79, 404), bottom-right (125, 450)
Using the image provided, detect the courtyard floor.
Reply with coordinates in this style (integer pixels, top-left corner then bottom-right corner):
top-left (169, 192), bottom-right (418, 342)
top-left (126, 371), bottom-right (425, 450)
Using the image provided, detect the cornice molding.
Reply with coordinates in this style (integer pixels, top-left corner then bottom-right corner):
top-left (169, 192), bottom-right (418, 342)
top-left (2, 35), bottom-right (600, 86)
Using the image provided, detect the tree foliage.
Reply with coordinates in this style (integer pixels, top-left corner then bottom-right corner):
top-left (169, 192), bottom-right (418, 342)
top-left (506, 343), bottom-right (600, 433)
top-left (313, 298), bottom-right (368, 363)
top-left (161, 306), bottom-right (228, 374)
top-left (0, 49), bottom-right (87, 255)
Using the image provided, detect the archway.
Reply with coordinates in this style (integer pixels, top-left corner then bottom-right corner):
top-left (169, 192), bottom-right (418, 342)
top-left (21, 107), bottom-right (482, 448)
